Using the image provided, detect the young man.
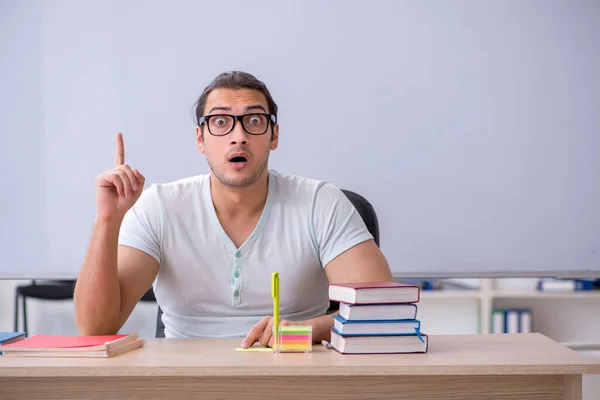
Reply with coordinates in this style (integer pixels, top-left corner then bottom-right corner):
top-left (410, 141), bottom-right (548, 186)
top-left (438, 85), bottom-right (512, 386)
top-left (74, 71), bottom-right (393, 348)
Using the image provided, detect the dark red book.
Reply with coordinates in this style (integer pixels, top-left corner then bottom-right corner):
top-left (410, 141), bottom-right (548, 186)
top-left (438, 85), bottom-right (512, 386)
top-left (328, 281), bottom-right (420, 304)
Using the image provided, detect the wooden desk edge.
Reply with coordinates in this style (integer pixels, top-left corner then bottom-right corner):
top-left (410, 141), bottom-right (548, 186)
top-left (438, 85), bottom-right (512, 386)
top-left (2, 364), bottom-right (600, 378)
top-left (2, 333), bottom-right (600, 379)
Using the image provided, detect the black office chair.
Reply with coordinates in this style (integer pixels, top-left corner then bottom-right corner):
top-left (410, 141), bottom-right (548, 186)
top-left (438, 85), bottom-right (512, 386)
top-left (14, 280), bottom-right (76, 334)
top-left (140, 287), bottom-right (157, 302)
top-left (340, 189), bottom-right (380, 247)
top-left (155, 299), bottom-right (166, 339)
top-left (153, 188), bottom-right (380, 338)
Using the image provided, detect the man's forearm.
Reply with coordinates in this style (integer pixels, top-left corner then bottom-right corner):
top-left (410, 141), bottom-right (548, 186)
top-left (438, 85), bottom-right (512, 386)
top-left (74, 217), bottom-right (123, 335)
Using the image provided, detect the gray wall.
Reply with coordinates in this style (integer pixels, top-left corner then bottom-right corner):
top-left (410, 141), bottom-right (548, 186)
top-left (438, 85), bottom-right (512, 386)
top-left (1, 0), bottom-right (599, 278)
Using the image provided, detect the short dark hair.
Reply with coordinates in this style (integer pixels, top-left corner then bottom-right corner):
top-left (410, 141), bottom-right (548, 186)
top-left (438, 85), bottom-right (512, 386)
top-left (194, 71), bottom-right (278, 126)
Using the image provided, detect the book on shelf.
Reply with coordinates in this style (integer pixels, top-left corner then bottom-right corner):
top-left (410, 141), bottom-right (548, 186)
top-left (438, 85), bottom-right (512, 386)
top-left (339, 302), bottom-right (417, 321)
top-left (0, 332), bottom-right (145, 358)
top-left (330, 328), bottom-right (428, 354)
top-left (328, 281), bottom-right (427, 354)
top-left (328, 281), bottom-right (420, 304)
top-left (491, 308), bottom-right (532, 334)
top-left (0, 332), bottom-right (26, 354)
top-left (537, 278), bottom-right (599, 292)
top-left (397, 278), bottom-right (479, 291)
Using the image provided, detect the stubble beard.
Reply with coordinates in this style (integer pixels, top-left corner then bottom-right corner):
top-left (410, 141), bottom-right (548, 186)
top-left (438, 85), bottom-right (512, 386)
top-left (207, 152), bottom-right (270, 189)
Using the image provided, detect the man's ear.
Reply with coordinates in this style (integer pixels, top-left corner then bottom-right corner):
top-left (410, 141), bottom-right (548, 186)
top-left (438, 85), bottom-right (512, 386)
top-left (196, 125), bottom-right (206, 154)
top-left (270, 123), bottom-right (279, 151)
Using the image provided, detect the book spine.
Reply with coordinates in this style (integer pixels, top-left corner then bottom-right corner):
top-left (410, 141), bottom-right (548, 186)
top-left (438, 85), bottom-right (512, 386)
top-left (491, 308), bottom-right (532, 334)
top-left (491, 309), bottom-right (505, 334)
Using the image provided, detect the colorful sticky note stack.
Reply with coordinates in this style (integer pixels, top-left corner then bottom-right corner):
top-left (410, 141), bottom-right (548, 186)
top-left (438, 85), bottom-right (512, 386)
top-left (274, 325), bottom-right (312, 353)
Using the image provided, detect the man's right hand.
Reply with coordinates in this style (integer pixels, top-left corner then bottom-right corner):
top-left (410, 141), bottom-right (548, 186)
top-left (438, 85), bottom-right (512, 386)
top-left (95, 132), bottom-right (145, 221)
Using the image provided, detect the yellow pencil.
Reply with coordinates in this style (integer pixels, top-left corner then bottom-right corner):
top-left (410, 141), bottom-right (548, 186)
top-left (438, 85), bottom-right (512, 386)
top-left (272, 272), bottom-right (280, 351)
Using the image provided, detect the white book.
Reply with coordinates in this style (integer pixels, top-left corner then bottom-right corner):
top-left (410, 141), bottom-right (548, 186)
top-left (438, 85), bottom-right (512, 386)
top-left (520, 310), bottom-right (532, 333)
top-left (491, 310), bottom-right (505, 334)
top-left (338, 302), bottom-right (418, 321)
top-left (506, 310), bottom-right (520, 333)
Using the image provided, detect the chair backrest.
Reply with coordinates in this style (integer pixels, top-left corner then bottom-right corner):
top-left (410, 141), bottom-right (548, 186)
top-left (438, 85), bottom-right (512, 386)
top-left (154, 188), bottom-right (380, 338)
top-left (340, 189), bottom-right (380, 247)
top-left (156, 305), bottom-right (165, 338)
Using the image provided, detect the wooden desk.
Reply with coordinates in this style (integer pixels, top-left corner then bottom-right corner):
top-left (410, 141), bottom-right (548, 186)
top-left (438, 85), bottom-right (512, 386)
top-left (1, 333), bottom-right (599, 400)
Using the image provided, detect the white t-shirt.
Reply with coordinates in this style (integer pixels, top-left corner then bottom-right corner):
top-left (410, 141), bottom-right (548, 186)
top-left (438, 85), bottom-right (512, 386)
top-left (118, 169), bottom-right (373, 338)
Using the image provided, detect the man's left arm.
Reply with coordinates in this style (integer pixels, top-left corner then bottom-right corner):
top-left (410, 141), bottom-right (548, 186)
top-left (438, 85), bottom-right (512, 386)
top-left (324, 238), bottom-right (393, 283)
top-left (303, 183), bottom-right (394, 343)
top-left (305, 240), bottom-right (393, 342)
top-left (241, 183), bottom-right (393, 348)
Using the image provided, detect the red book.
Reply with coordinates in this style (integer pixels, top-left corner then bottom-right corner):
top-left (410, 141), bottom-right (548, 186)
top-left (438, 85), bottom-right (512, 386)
top-left (328, 281), bottom-right (420, 304)
top-left (0, 333), bottom-right (145, 358)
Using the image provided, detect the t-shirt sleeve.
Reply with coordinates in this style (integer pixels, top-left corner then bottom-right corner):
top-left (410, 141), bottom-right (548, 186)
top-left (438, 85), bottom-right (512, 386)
top-left (311, 182), bottom-right (374, 268)
top-left (118, 183), bottom-right (163, 263)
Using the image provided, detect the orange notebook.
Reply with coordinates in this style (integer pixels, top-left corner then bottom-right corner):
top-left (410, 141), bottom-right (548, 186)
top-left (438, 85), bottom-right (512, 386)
top-left (0, 333), bottom-right (145, 358)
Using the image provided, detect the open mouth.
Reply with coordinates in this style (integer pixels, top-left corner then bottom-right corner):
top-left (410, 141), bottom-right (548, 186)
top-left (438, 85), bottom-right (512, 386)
top-left (228, 155), bottom-right (248, 169)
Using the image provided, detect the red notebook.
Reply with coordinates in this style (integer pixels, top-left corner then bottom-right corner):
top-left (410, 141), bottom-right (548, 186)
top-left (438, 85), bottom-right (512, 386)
top-left (0, 333), bottom-right (145, 358)
top-left (328, 281), bottom-right (420, 304)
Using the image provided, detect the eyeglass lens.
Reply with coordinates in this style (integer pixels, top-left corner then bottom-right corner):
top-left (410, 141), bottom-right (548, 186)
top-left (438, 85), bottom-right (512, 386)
top-left (208, 114), bottom-right (269, 135)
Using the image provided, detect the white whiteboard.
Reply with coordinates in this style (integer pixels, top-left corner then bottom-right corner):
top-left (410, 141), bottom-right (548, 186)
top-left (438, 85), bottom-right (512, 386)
top-left (1, 0), bottom-right (599, 279)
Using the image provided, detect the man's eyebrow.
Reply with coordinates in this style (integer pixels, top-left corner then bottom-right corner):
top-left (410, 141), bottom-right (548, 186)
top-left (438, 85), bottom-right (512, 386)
top-left (245, 104), bottom-right (267, 112)
top-left (206, 104), bottom-right (267, 114)
top-left (207, 106), bottom-right (231, 114)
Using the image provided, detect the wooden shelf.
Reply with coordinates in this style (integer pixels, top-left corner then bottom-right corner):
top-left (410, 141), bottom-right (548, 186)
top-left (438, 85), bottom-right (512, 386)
top-left (413, 287), bottom-right (600, 301)
top-left (491, 290), bottom-right (600, 299)
top-left (398, 279), bottom-right (600, 346)
top-left (420, 290), bottom-right (481, 300)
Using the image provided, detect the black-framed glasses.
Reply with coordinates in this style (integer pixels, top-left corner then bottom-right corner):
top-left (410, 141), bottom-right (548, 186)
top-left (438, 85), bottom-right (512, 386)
top-left (198, 113), bottom-right (277, 136)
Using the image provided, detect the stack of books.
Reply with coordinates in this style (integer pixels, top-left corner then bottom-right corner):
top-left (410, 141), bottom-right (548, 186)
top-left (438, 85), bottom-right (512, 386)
top-left (328, 281), bottom-right (428, 354)
top-left (0, 333), bottom-right (145, 358)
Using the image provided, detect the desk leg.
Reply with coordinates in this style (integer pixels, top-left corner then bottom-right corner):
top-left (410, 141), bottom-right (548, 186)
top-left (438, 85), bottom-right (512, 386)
top-left (563, 375), bottom-right (582, 400)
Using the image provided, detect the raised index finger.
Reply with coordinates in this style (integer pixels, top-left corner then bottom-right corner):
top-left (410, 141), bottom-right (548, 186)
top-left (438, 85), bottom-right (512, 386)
top-left (115, 132), bottom-right (125, 166)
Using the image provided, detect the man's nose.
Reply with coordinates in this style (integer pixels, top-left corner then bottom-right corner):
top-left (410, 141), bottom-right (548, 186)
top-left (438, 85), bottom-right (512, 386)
top-left (229, 120), bottom-right (248, 145)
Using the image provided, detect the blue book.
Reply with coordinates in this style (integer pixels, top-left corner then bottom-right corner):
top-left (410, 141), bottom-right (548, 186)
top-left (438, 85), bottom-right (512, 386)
top-left (0, 332), bottom-right (26, 354)
top-left (333, 314), bottom-right (420, 336)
